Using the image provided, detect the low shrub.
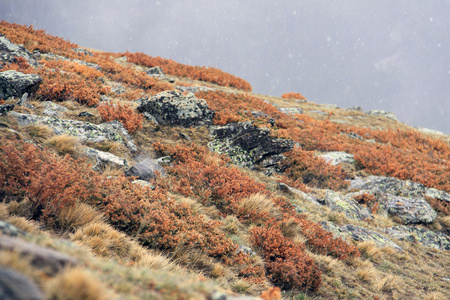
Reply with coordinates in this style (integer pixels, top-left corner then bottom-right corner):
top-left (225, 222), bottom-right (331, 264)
top-left (98, 102), bottom-right (143, 134)
top-left (281, 92), bottom-right (306, 100)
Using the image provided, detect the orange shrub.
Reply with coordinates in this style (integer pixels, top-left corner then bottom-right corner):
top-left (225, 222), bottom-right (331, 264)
top-left (281, 92), bottom-right (306, 100)
top-left (250, 226), bottom-right (322, 290)
top-left (0, 21), bottom-right (80, 58)
top-left (283, 147), bottom-right (349, 190)
top-left (98, 102), bottom-right (143, 134)
top-left (125, 52), bottom-right (252, 91)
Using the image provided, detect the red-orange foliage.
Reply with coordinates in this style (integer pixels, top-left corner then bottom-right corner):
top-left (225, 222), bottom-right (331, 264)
top-left (283, 147), bottom-right (349, 190)
top-left (0, 137), bottom-right (239, 259)
top-left (0, 21), bottom-right (80, 58)
top-left (352, 192), bottom-right (379, 214)
top-left (250, 226), bottom-right (322, 290)
top-left (426, 196), bottom-right (450, 216)
top-left (281, 92), bottom-right (306, 100)
top-left (0, 56), bottom-right (35, 73)
top-left (295, 217), bottom-right (360, 259)
top-left (125, 52), bottom-right (252, 91)
top-left (195, 90), bottom-right (286, 126)
top-left (153, 142), bottom-right (268, 217)
top-left (98, 102), bottom-right (143, 134)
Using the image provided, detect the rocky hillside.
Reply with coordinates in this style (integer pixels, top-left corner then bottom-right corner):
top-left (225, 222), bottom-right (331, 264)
top-left (0, 21), bottom-right (449, 300)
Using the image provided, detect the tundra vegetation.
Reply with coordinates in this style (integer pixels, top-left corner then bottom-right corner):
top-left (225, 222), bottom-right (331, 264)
top-left (0, 21), bottom-right (449, 299)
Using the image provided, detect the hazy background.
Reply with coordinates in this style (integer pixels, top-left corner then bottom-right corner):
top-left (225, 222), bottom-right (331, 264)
top-left (1, 0), bottom-right (449, 133)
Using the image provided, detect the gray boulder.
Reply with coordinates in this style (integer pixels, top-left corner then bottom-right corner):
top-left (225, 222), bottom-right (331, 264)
top-left (385, 225), bottom-right (450, 250)
top-left (319, 221), bottom-right (350, 242)
top-left (10, 112), bottom-right (137, 152)
top-left (137, 90), bottom-right (214, 127)
top-left (125, 158), bottom-right (166, 181)
top-left (318, 151), bottom-right (356, 166)
top-left (16, 93), bottom-right (34, 109)
top-left (320, 190), bottom-right (373, 220)
top-left (0, 35), bottom-right (38, 67)
top-left (277, 182), bottom-right (320, 205)
top-left (378, 194), bottom-right (437, 224)
top-left (0, 268), bottom-right (44, 300)
top-left (208, 121), bottom-right (294, 169)
top-left (84, 147), bottom-right (128, 172)
top-left (339, 224), bottom-right (403, 251)
top-left (0, 70), bottom-right (42, 100)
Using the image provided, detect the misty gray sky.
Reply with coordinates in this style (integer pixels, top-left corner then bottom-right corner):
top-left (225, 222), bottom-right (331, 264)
top-left (1, 1), bottom-right (449, 133)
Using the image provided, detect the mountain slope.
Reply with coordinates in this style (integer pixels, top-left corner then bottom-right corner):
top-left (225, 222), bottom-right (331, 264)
top-left (0, 21), bottom-right (449, 300)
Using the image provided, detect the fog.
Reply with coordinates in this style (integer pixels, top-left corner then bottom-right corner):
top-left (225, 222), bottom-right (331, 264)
top-left (1, 0), bottom-right (449, 133)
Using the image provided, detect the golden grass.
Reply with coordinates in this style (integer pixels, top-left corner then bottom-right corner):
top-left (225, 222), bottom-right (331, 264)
top-left (25, 124), bottom-right (54, 143)
top-left (424, 292), bottom-right (448, 300)
top-left (238, 193), bottom-right (281, 220)
top-left (45, 267), bottom-right (110, 300)
top-left (70, 222), bottom-right (132, 258)
top-left (5, 215), bottom-right (41, 234)
top-left (47, 134), bottom-right (83, 157)
top-left (357, 241), bottom-right (384, 262)
top-left (58, 203), bottom-right (106, 233)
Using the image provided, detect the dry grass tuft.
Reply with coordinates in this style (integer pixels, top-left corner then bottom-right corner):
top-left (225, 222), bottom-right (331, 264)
top-left (238, 193), bottom-right (281, 220)
top-left (6, 215), bottom-right (41, 234)
top-left (0, 203), bottom-right (9, 219)
top-left (356, 266), bottom-right (379, 284)
top-left (438, 215), bottom-right (450, 230)
top-left (25, 124), bottom-right (54, 143)
top-left (357, 241), bottom-right (384, 262)
top-left (58, 203), bottom-right (105, 233)
top-left (45, 267), bottom-right (109, 300)
top-left (47, 134), bottom-right (83, 157)
top-left (373, 274), bottom-right (402, 293)
top-left (70, 222), bottom-right (131, 258)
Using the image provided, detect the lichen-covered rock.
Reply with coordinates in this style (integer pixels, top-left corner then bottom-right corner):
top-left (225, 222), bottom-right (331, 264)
top-left (277, 107), bottom-right (303, 115)
top-left (319, 221), bottom-right (350, 242)
top-left (84, 147), bottom-right (128, 171)
top-left (378, 194), bottom-right (437, 224)
top-left (209, 121), bottom-right (294, 169)
top-left (340, 224), bottom-right (403, 251)
top-left (0, 70), bottom-right (42, 99)
top-left (137, 90), bottom-right (214, 127)
top-left (385, 226), bottom-right (450, 250)
top-left (125, 158), bottom-right (166, 181)
top-left (320, 190), bottom-right (373, 220)
top-left (146, 66), bottom-right (165, 76)
top-left (318, 151), bottom-right (356, 166)
top-left (0, 268), bottom-right (44, 300)
top-left (10, 112), bottom-right (137, 152)
top-left (349, 175), bottom-right (450, 203)
top-left (0, 34), bottom-right (39, 67)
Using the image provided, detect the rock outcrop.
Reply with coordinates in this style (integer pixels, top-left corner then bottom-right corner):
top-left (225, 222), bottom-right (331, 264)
top-left (318, 151), bottom-right (356, 166)
top-left (209, 121), bottom-right (294, 169)
top-left (320, 190), bottom-right (373, 220)
top-left (137, 90), bottom-right (214, 127)
top-left (378, 193), bottom-right (437, 224)
top-left (84, 147), bottom-right (128, 171)
top-left (385, 225), bottom-right (450, 250)
top-left (0, 34), bottom-right (39, 67)
top-left (125, 158), bottom-right (166, 181)
top-left (0, 70), bottom-right (42, 99)
top-left (11, 112), bottom-right (137, 152)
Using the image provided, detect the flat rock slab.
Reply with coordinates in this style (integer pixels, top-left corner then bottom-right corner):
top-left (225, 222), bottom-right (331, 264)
top-left (84, 147), bottom-right (128, 171)
top-left (385, 225), bottom-right (450, 250)
top-left (10, 112), bottom-right (137, 152)
top-left (340, 224), bottom-right (403, 251)
top-left (0, 236), bottom-right (77, 275)
top-left (321, 190), bottom-right (373, 221)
